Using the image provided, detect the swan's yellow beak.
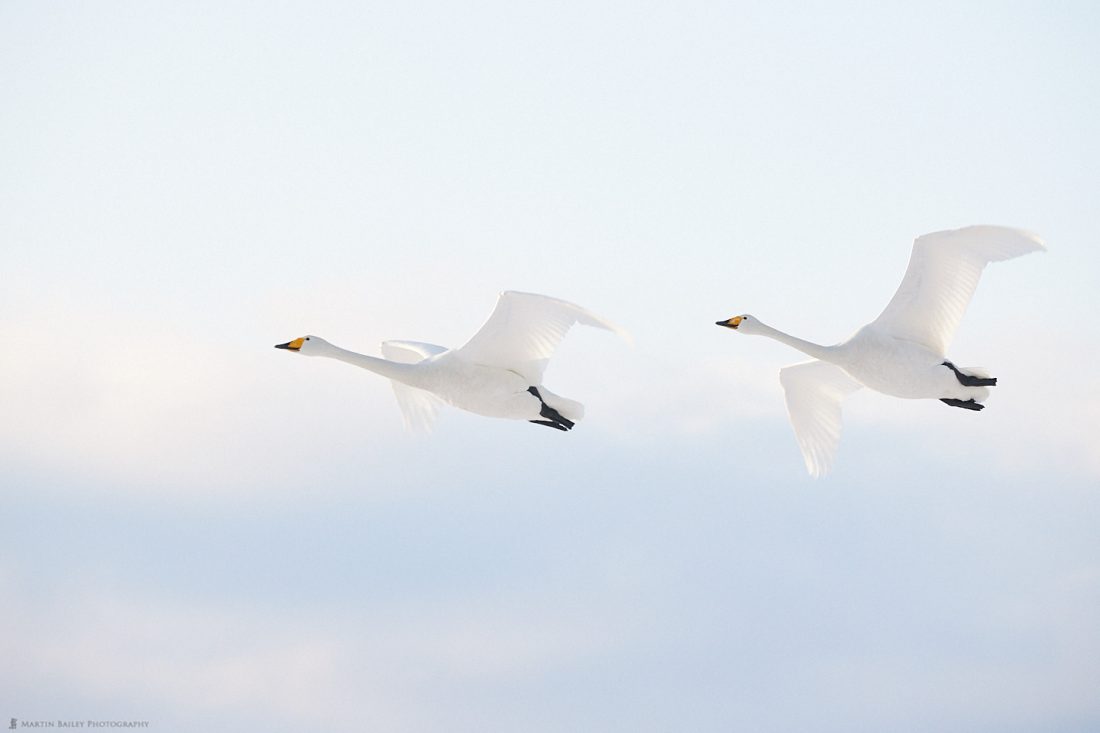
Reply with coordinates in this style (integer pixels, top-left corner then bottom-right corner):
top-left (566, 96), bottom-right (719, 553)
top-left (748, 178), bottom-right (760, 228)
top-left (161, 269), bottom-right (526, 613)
top-left (716, 316), bottom-right (742, 329)
top-left (275, 337), bottom-right (305, 351)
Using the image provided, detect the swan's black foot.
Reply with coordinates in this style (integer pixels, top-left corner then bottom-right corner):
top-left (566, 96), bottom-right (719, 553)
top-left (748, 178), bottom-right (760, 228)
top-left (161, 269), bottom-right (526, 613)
top-left (530, 419), bottom-right (570, 431)
top-left (527, 386), bottom-right (575, 431)
top-left (940, 398), bottom-right (985, 411)
top-left (943, 361), bottom-right (997, 387)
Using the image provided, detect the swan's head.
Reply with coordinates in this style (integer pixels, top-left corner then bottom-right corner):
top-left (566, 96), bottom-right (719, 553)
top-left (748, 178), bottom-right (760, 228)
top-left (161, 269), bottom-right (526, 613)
top-left (274, 335), bottom-right (330, 355)
top-left (715, 314), bottom-right (761, 334)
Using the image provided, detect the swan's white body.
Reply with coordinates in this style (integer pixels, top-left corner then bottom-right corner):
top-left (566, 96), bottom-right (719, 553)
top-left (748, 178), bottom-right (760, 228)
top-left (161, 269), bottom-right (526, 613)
top-left (277, 291), bottom-right (627, 432)
top-left (718, 225), bottom-right (1045, 477)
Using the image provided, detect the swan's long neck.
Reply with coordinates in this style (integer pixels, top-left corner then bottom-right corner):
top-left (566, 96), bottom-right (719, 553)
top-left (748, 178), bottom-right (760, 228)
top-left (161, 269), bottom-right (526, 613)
top-left (319, 344), bottom-right (418, 383)
top-left (754, 321), bottom-right (835, 361)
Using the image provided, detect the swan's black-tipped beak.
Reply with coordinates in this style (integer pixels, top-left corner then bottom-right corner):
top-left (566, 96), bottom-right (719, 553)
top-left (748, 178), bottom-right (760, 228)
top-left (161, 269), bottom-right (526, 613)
top-left (275, 337), bottom-right (304, 351)
top-left (716, 316), bottom-right (742, 330)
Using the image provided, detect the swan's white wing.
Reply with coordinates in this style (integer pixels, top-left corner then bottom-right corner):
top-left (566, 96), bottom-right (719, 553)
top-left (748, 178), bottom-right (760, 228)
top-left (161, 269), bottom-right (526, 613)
top-left (381, 340), bottom-right (448, 433)
top-left (780, 360), bottom-right (863, 478)
top-left (389, 383), bottom-right (443, 433)
top-left (454, 291), bottom-right (628, 384)
top-left (381, 340), bottom-right (449, 363)
top-left (872, 225), bottom-right (1045, 355)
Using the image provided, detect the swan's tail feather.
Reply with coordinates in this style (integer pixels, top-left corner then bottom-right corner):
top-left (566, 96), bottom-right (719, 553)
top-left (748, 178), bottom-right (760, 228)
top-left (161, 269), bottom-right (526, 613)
top-left (534, 387), bottom-right (585, 423)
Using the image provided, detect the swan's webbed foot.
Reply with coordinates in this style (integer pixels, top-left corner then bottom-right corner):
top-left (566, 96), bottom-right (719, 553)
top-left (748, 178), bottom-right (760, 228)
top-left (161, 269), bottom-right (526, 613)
top-left (942, 361), bottom-right (997, 387)
top-left (530, 419), bottom-right (570, 431)
top-left (940, 398), bottom-right (985, 411)
top-left (527, 386), bottom-right (576, 431)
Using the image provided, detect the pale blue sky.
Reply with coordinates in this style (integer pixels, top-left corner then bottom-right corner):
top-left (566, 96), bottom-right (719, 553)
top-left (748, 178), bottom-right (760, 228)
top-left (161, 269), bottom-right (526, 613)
top-left (2, 2), bottom-right (1098, 731)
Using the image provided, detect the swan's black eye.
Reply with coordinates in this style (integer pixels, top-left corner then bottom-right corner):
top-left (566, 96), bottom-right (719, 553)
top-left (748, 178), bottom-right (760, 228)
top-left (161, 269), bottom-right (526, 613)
top-left (306, 337), bottom-right (311, 341)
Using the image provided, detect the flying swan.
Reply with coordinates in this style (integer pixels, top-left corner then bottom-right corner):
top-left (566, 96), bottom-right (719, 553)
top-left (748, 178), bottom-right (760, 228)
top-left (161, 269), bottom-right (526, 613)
top-left (276, 291), bottom-right (628, 432)
top-left (716, 225), bottom-right (1045, 477)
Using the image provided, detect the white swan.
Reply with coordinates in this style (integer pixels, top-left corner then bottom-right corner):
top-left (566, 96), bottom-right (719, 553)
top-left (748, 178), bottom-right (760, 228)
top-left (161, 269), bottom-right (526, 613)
top-left (276, 291), bottom-right (628, 432)
top-left (716, 225), bottom-right (1045, 477)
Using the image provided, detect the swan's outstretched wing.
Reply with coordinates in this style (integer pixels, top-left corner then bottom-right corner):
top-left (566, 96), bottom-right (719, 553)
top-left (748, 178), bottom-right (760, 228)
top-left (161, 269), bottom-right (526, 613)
top-left (780, 360), bottom-right (863, 478)
top-left (454, 291), bottom-right (628, 384)
top-left (381, 340), bottom-right (449, 363)
top-left (381, 340), bottom-right (448, 433)
top-left (871, 225), bottom-right (1044, 355)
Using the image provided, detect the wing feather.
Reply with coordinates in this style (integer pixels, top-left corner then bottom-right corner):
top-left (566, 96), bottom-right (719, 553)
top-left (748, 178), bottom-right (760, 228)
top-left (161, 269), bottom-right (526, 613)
top-left (872, 226), bottom-right (1044, 355)
top-left (454, 291), bottom-right (628, 384)
top-left (381, 340), bottom-right (449, 364)
top-left (380, 340), bottom-right (448, 432)
top-left (780, 360), bottom-right (862, 478)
